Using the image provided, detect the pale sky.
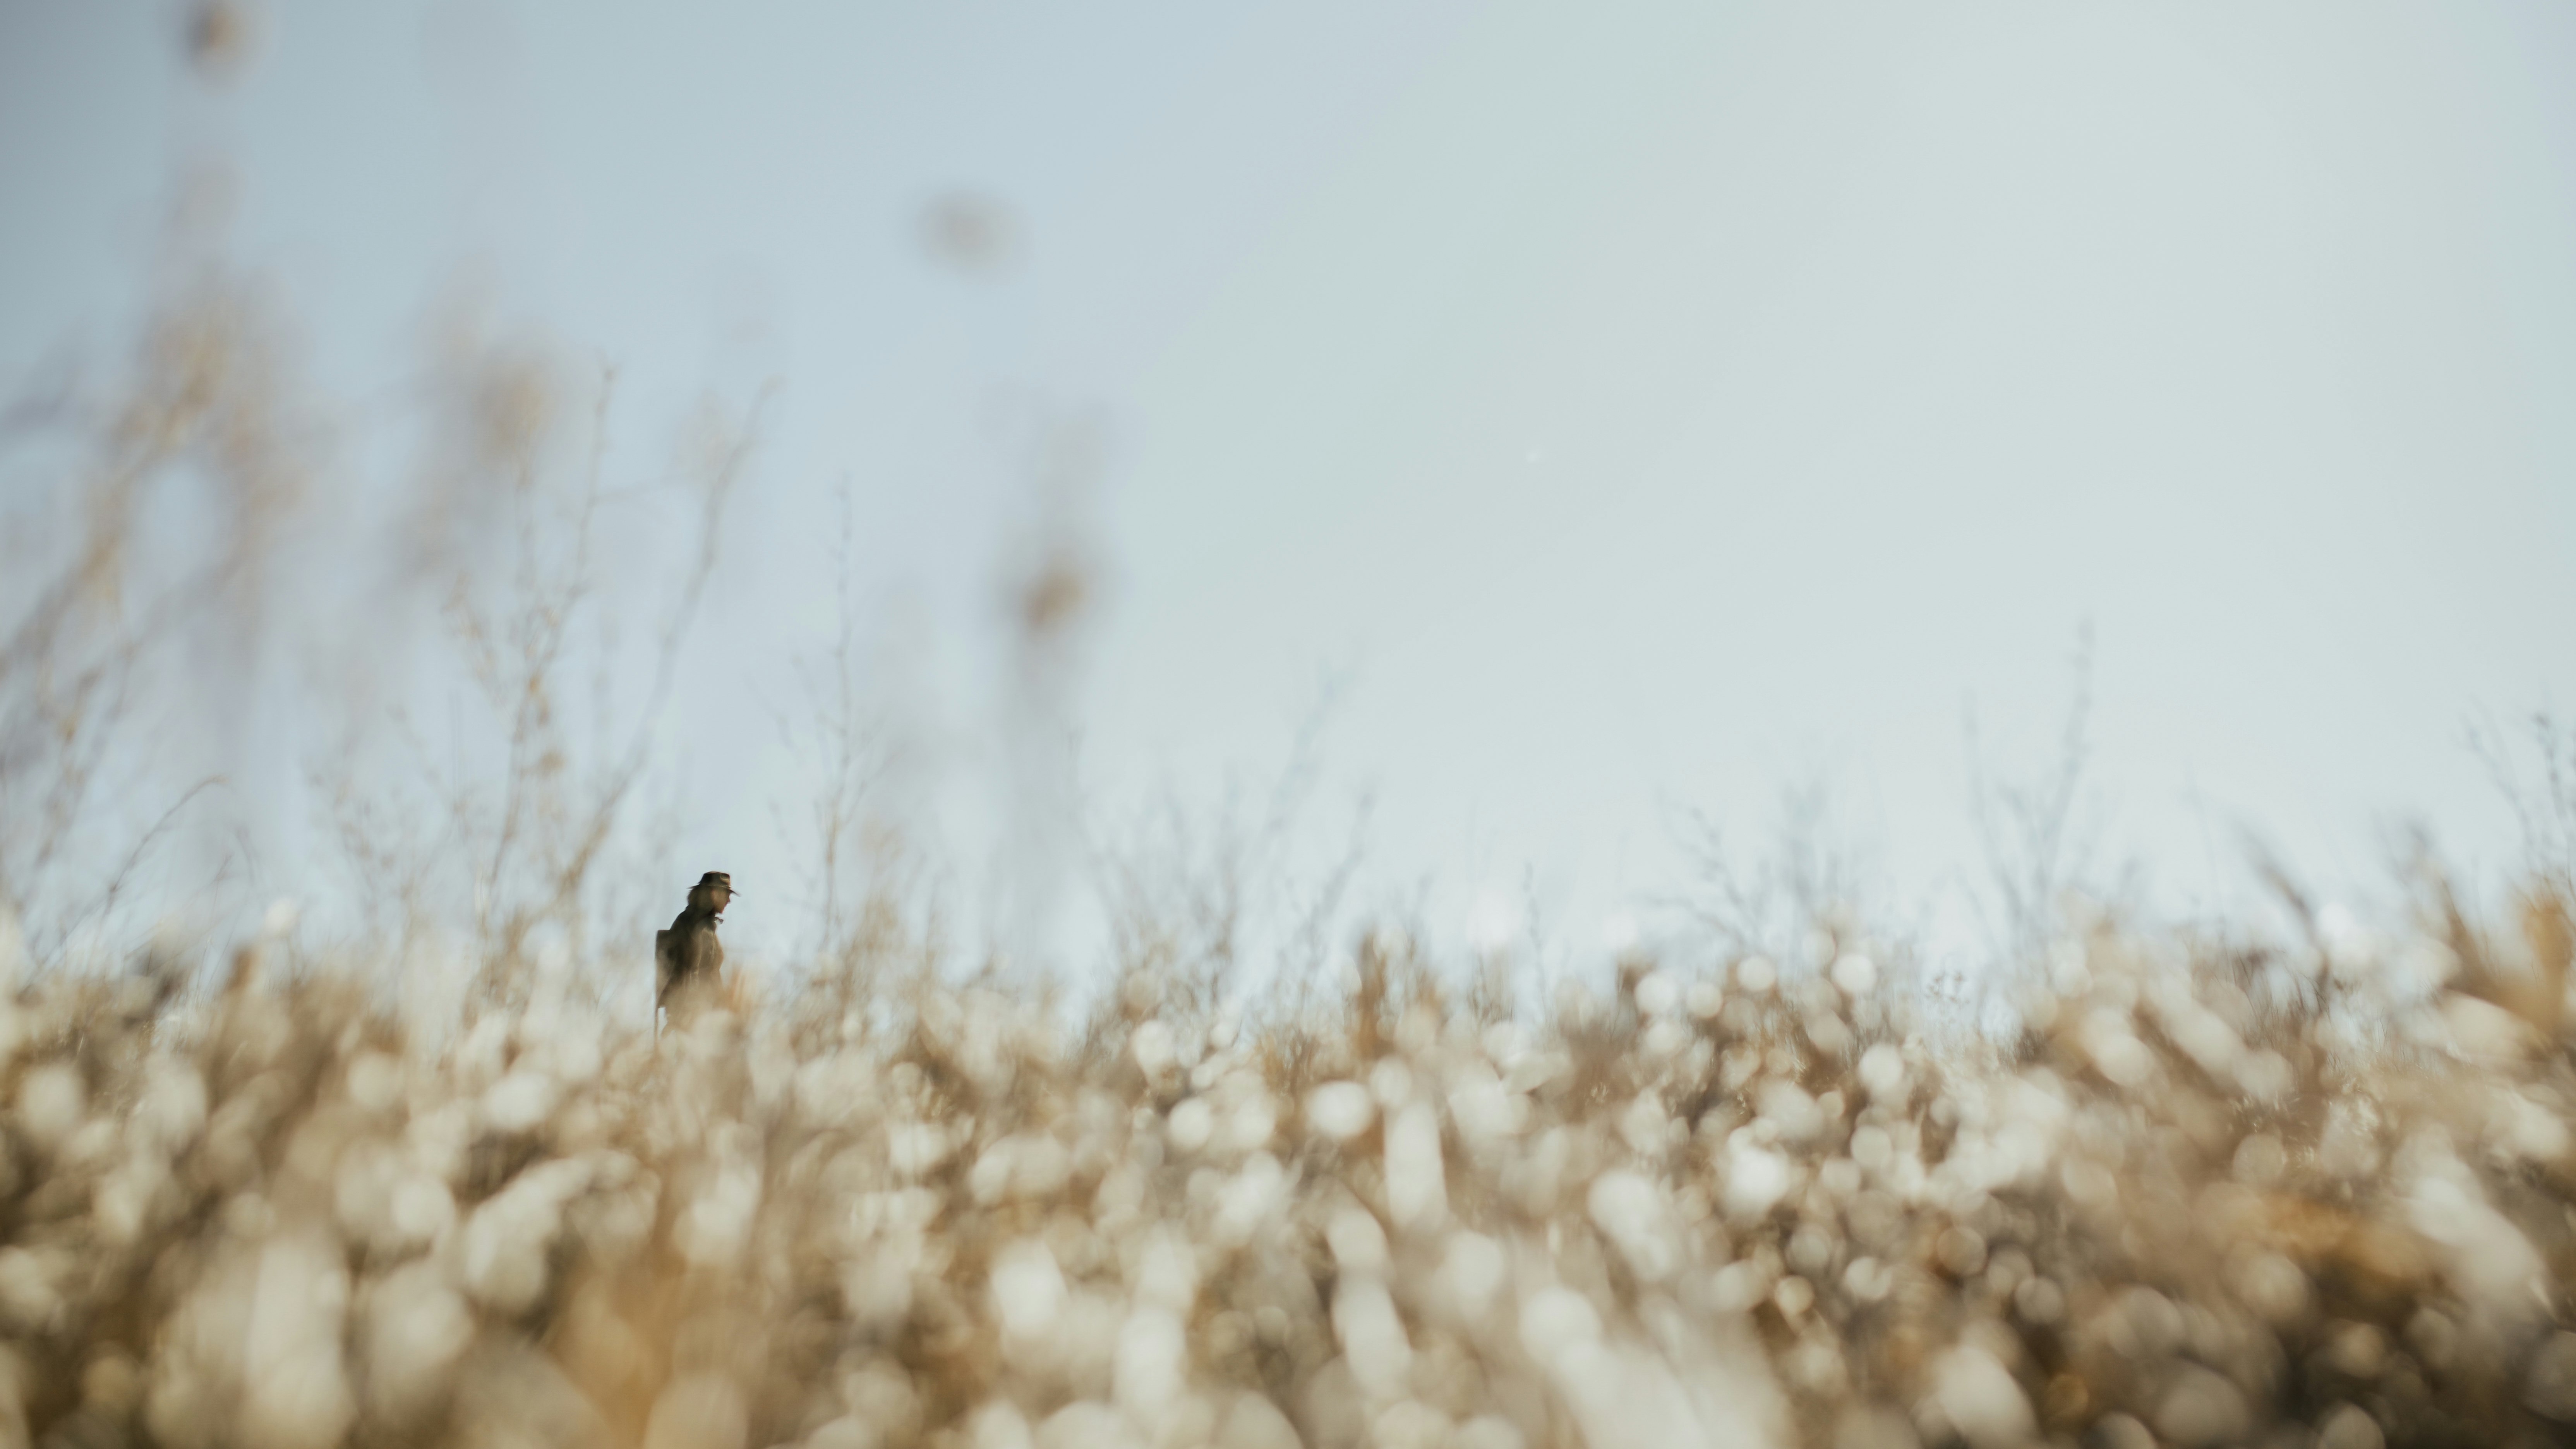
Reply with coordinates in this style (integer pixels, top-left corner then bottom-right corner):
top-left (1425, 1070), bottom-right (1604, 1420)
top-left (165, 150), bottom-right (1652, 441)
top-left (5, 2), bottom-right (2572, 980)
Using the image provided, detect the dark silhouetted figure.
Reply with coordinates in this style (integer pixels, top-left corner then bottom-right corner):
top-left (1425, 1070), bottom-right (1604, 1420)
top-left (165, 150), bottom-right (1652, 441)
top-left (656, 871), bottom-right (735, 1028)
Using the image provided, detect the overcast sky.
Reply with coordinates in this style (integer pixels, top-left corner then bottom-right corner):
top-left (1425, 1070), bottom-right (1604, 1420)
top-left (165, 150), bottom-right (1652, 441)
top-left (5, 2), bottom-right (2572, 978)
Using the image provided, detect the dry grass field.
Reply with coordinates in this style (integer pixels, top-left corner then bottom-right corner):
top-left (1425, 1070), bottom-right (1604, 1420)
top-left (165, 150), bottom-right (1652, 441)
top-left (0, 876), bottom-right (2570, 1449)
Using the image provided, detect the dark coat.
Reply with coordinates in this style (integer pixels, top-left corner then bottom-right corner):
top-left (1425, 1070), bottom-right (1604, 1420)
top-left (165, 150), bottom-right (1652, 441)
top-left (655, 907), bottom-right (725, 1008)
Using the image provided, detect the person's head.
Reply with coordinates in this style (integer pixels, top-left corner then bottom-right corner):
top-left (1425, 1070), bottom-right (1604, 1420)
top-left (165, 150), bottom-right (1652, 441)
top-left (689, 871), bottom-right (736, 916)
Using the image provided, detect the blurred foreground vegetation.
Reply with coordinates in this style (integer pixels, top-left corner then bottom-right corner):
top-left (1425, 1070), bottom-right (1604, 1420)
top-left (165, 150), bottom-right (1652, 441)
top-left (1, 875), bottom-right (2572, 1449)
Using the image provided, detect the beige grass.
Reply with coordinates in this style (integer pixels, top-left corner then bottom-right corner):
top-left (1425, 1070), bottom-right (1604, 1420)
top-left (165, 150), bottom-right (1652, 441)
top-left (0, 887), bottom-right (2570, 1449)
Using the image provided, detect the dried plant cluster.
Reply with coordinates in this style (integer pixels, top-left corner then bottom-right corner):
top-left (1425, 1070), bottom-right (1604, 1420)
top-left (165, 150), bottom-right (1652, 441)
top-left (0, 885), bottom-right (2570, 1449)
